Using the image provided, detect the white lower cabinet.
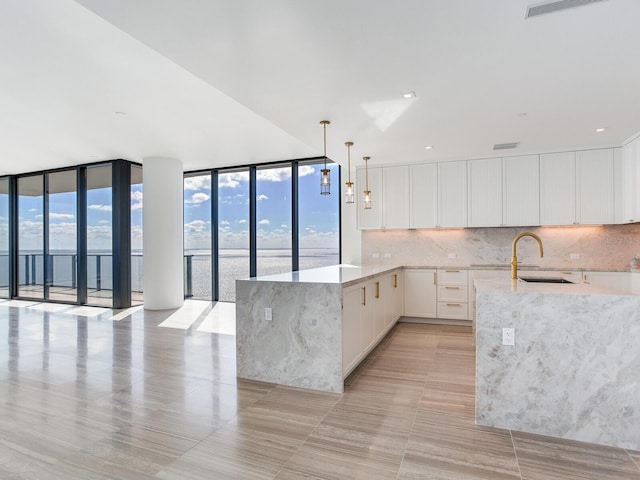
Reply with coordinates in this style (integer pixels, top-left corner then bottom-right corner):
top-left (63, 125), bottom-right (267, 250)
top-left (436, 269), bottom-right (469, 320)
top-left (404, 269), bottom-right (437, 317)
top-left (342, 269), bottom-right (403, 377)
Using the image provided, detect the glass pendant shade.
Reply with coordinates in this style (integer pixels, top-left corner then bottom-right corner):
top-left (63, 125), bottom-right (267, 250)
top-left (345, 181), bottom-right (354, 204)
top-left (364, 190), bottom-right (372, 209)
top-left (320, 168), bottom-right (330, 195)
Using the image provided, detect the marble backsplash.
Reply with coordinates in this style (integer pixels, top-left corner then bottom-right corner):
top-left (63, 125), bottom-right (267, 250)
top-left (362, 224), bottom-right (640, 270)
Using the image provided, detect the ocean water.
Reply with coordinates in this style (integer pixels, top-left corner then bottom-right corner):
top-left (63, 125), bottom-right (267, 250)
top-left (2, 249), bottom-right (339, 303)
top-left (188, 249), bottom-right (340, 302)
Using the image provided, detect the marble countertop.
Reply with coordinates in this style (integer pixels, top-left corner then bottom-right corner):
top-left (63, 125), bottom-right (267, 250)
top-left (242, 264), bottom-right (402, 287)
top-left (473, 270), bottom-right (632, 296)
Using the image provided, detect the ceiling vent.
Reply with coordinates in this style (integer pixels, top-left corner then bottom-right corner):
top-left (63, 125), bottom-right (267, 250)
top-left (525, 0), bottom-right (607, 19)
top-left (493, 142), bottom-right (520, 151)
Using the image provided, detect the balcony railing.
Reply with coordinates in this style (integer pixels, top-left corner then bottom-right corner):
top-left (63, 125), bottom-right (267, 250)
top-left (0, 253), bottom-right (194, 298)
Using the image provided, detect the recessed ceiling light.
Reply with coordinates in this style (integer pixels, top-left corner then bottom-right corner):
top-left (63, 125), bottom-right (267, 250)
top-left (516, 112), bottom-right (528, 117)
top-left (595, 127), bottom-right (607, 132)
top-left (424, 145), bottom-right (433, 150)
top-left (401, 91), bottom-right (416, 99)
top-left (115, 111), bottom-right (128, 116)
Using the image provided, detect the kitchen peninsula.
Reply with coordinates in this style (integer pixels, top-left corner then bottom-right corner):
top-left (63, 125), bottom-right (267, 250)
top-left (235, 264), bottom-right (403, 393)
top-left (474, 271), bottom-right (640, 450)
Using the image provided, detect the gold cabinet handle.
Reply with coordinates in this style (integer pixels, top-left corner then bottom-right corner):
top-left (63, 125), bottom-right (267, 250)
top-left (445, 269), bottom-right (460, 273)
top-left (445, 286), bottom-right (460, 290)
top-left (446, 303), bottom-right (461, 307)
top-left (433, 272), bottom-right (437, 285)
top-left (375, 281), bottom-right (380, 299)
top-left (561, 271), bottom-right (572, 275)
top-left (584, 274), bottom-right (588, 282)
top-left (362, 287), bottom-right (366, 306)
top-left (393, 274), bottom-right (397, 288)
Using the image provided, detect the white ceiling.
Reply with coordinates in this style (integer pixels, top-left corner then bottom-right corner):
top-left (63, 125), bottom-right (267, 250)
top-left (1, 0), bottom-right (639, 175)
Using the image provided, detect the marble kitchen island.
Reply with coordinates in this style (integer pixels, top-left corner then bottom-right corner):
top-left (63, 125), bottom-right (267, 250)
top-left (474, 271), bottom-right (640, 450)
top-left (235, 264), bottom-right (403, 393)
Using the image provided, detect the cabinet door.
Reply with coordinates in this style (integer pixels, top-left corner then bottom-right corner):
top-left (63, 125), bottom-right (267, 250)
top-left (361, 282), bottom-right (376, 353)
top-left (403, 269), bottom-right (437, 318)
top-left (576, 149), bottom-right (614, 225)
top-left (372, 279), bottom-right (385, 341)
top-left (621, 139), bottom-right (640, 223)
top-left (341, 286), bottom-right (362, 376)
top-left (383, 166), bottom-right (410, 229)
top-left (540, 152), bottom-right (576, 226)
top-left (468, 158), bottom-right (502, 227)
top-left (503, 155), bottom-right (540, 226)
top-left (410, 163), bottom-right (438, 228)
top-left (356, 167), bottom-right (383, 230)
top-left (438, 161), bottom-right (467, 227)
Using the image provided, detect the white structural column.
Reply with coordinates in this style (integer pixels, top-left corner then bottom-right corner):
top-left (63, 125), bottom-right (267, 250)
top-left (142, 157), bottom-right (184, 310)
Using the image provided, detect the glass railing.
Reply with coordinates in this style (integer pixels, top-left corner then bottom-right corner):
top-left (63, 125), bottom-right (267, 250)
top-left (0, 254), bottom-right (195, 298)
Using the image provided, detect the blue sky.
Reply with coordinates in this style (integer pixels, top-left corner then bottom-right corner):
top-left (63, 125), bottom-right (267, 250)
top-left (184, 163), bottom-right (339, 250)
top-left (0, 163), bottom-right (339, 253)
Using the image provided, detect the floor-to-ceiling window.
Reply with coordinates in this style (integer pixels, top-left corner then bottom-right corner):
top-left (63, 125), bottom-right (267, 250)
top-left (218, 169), bottom-right (249, 302)
top-left (256, 164), bottom-right (292, 277)
top-left (46, 169), bottom-right (77, 302)
top-left (131, 165), bottom-right (143, 305)
top-left (17, 174), bottom-right (44, 299)
top-left (0, 177), bottom-right (9, 298)
top-left (298, 161), bottom-right (340, 270)
top-left (86, 164), bottom-right (113, 306)
top-left (184, 172), bottom-right (213, 300)
top-left (184, 159), bottom-right (341, 303)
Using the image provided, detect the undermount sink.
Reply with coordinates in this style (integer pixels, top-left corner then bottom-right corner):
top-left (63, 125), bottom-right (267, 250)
top-left (518, 276), bottom-right (576, 284)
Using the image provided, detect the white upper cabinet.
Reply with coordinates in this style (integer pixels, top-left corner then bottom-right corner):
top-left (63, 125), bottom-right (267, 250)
top-left (468, 158), bottom-right (502, 227)
top-left (576, 149), bottom-right (614, 225)
top-left (502, 155), bottom-right (540, 227)
top-left (438, 161), bottom-right (467, 228)
top-left (540, 152), bottom-right (576, 226)
top-left (356, 166), bottom-right (383, 229)
top-left (382, 165), bottom-right (410, 229)
top-left (410, 163), bottom-right (438, 228)
top-left (620, 139), bottom-right (640, 223)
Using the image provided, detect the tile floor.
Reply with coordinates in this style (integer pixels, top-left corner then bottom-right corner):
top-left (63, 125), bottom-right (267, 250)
top-left (0, 301), bottom-right (638, 479)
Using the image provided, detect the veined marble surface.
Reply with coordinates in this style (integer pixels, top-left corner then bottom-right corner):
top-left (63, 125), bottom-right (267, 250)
top-left (475, 271), bottom-right (640, 450)
top-left (245, 264), bottom-right (402, 288)
top-left (236, 280), bottom-right (344, 393)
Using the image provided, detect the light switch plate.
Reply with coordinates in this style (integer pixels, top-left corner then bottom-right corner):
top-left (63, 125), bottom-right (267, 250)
top-left (372, 253), bottom-right (380, 258)
top-left (448, 253), bottom-right (457, 259)
top-left (570, 253), bottom-right (580, 260)
top-left (264, 307), bottom-right (272, 321)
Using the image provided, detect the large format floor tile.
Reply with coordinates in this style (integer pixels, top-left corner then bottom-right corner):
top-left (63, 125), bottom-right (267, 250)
top-left (0, 303), bottom-right (638, 479)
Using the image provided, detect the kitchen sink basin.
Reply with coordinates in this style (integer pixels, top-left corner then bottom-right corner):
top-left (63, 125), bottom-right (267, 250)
top-left (519, 276), bottom-right (576, 284)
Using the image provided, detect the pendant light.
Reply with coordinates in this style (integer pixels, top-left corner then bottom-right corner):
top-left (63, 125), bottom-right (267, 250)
top-left (363, 156), bottom-right (372, 209)
top-left (320, 120), bottom-right (331, 195)
top-left (344, 141), bottom-right (355, 204)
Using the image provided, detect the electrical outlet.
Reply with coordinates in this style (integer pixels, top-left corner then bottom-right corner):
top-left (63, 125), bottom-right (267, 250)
top-left (448, 253), bottom-right (457, 259)
top-left (384, 253), bottom-right (392, 259)
top-left (372, 253), bottom-right (380, 258)
top-left (570, 253), bottom-right (580, 260)
top-left (264, 307), bottom-right (272, 321)
top-left (502, 328), bottom-right (515, 346)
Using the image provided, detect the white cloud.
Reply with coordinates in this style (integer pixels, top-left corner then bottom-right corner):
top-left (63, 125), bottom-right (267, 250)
top-left (219, 172), bottom-right (249, 188)
top-left (184, 219), bottom-right (209, 234)
top-left (238, 219), bottom-right (247, 224)
top-left (185, 192), bottom-right (210, 206)
top-left (50, 212), bottom-right (75, 220)
top-left (257, 168), bottom-right (291, 182)
top-left (257, 194), bottom-right (269, 201)
top-left (184, 176), bottom-right (211, 191)
top-left (298, 165), bottom-right (316, 177)
top-left (28, 208), bottom-right (38, 212)
top-left (131, 191), bottom-right (143, 211)
top-left (88, 204), bottom-right (112, 212)
top-left (98, 220), bottom-right (110, 225)
top-left (258, 219), bottom-right (270, 225)
top-left (280, 224), bottom-right (288, 228)
top-left (220, 220), bottom-right (230, 225)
